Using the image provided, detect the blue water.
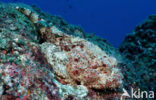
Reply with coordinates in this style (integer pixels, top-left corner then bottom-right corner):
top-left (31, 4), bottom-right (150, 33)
top-left (1, 0), bottom-right (156, 47)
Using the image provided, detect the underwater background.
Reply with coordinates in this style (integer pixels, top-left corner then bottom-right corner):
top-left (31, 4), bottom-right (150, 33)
top-left (1, 0), bottom-right (156, 47)
top-left (0, 0), bottom-right (155, 100)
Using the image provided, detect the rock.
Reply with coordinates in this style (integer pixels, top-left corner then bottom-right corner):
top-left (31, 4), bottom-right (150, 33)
top-left (119, 15), bottom-right (156, 91)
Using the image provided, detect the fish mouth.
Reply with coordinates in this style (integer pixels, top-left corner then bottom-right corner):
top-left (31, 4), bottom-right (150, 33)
top-left (88, 87), bottom-right (123, 99)
top-left (91, 87), bottom-right (121, 94)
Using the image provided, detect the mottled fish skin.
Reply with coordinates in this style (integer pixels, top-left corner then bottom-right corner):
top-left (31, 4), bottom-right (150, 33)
top-left (16, 6), bottom-right (123, 89)
top-left (0, 3), bottom-right (124, 100)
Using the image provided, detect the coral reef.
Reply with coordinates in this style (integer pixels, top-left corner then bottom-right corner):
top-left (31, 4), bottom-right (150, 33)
top-left (119, 15), bottom-right (156, 91)
top-left (0, 1), bottom-right (155, 100)
top-left (0, 2), bottom-right (123, 100)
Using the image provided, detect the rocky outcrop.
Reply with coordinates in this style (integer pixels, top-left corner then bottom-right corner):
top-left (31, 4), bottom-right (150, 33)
top-left (119, 15), bottom-right (156, 91)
